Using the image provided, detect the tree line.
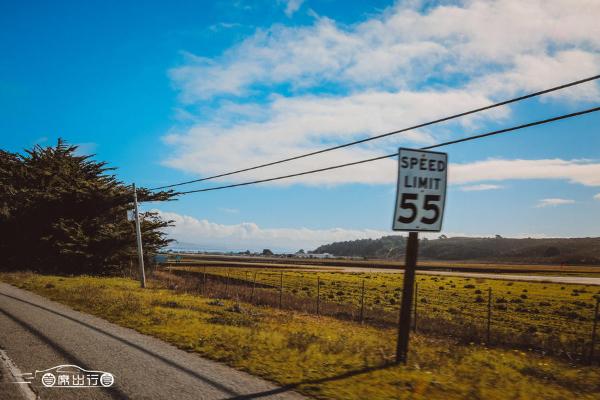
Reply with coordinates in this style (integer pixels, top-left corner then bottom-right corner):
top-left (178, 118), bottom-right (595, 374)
top-left (314, 235), bottom-right (600, 264)
top-left (0, 140), bottom-right (175, 275)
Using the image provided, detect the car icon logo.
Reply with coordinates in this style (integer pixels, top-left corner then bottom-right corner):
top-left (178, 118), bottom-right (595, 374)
top-left (30, 365), bottom-right (115, 388)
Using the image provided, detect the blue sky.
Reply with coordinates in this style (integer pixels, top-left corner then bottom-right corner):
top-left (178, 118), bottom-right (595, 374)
top-left (1, 0), bottom-right (599, 251)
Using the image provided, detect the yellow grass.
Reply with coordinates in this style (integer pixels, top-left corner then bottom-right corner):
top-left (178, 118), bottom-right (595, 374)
top-left (2, 272), bottom-right (600, 400)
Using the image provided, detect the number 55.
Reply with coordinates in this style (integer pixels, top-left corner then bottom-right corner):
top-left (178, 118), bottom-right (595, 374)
top-left (397, 194), bottom-right (441, 225)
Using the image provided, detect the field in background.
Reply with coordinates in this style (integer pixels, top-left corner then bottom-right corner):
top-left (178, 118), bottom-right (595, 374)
top-left (166, 264), bottom-right (600, 363)
top-left (166, 254), bottom-right (600, 275)
top-left (1, 272), bottom-right (599, 400)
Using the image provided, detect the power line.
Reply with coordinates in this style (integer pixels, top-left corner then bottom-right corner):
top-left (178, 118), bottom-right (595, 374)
top-left (150, 74), bottom-right (600, 191)
top-left (173, 106), bottom-right (600, 196)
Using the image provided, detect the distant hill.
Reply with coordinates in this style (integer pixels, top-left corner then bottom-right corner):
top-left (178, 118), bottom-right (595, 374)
top-left (313, 236), bottom-right (600, 265)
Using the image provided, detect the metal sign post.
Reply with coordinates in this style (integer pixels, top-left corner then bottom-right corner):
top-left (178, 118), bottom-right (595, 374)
top-left (132, 183), bottom-right (146, 288)
top-left (396, 231), bottom-right (419, 364)
top-left (393, 148), bottom-right (447, 364)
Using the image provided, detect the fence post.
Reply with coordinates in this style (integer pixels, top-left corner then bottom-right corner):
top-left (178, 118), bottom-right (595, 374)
top-left (279, 272), bottom-right (283, 309)
top-left (360, 279), bottom-right (365, 323)
top-left (203, 266), bottom-right (207, 294)
top-left (487, 287), bottom-right (492, 344)
top-left (413, 282), bottom-right (418, 333)
top-left (316, 276), bottom-right (320, 315)
top-left (251, 272), bottom-right (257, 304)
top-left (590, 298), bottom-right (599, 365)
top-left (225, 268), bottom-right (230, 298)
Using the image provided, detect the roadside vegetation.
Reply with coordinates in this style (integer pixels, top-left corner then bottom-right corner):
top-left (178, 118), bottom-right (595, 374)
top-left (314, 235), bottom-right (600, 265)
top-left (169, 266), bottom-right (600, 362)
top-left (0, 140), bottom-right (173, 275)
top-left (1, 272), bottom-right (599, 400)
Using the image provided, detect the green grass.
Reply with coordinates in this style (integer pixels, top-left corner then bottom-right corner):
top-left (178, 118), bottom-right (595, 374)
top-left (2, 272), bottom-right (600, 400)
top-left (171, 266), bottom-right (600, 358)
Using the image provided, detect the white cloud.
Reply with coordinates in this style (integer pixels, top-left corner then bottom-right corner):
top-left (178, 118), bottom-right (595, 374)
top-left (209, 22), bottom-right (243, 32)
top-left (594, 193), bottom-right (600, 201)
top-left (155, 209), bottom-right (390, 251)
top-left (535, 198), bottom-right (576, 208)
top-left (162, 155), bottom-right (600, 188)
top-left (450, 159), bottom-right (600, 187)
top-left (280, 0), bottom-right (304, 17)
top-left (164, 0), bottom-right (600, 187)
top-left (459, 184), bottom-right (503, 192)
top-left (469, 50), bottom-right (600, 102)
top-left (162, 89), bottom-right (506, 185)
top-left (154, 210), bottom-right (576, 251)
top-left (170, 0), bottom-right (600, 101)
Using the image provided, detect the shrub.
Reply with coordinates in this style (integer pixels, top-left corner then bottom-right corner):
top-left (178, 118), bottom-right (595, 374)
top-left (286, 331), bottom-right (319, 352)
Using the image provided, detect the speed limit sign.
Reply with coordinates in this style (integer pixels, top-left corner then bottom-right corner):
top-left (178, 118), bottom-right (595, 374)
top-left (392, 148), bottom-right (447, 232)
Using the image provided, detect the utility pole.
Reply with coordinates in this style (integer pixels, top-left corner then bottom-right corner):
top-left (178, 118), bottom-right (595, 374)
top-left (133, 183), bottom-right (146, 288)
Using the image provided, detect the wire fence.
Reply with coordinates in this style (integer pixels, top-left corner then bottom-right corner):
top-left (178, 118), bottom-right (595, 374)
top-left (154, 266), bottom-right (600, 364)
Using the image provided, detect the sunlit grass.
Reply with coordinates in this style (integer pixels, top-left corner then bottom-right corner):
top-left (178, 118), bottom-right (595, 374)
top-left (2, 272), bottom-right (599, 400)
top-left (172, 266), bottom-right (600, 357)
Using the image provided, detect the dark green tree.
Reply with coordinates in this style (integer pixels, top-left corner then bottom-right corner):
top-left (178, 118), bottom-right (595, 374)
top-left (0, 139), bottom-right (175, 275)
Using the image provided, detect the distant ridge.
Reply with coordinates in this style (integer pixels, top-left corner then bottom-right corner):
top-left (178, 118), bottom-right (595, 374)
top-left (313, 236), bottom-right (600, 265)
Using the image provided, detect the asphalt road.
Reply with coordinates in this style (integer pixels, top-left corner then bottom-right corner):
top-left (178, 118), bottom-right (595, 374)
top-left (0, 282), bottom-right (306, 400)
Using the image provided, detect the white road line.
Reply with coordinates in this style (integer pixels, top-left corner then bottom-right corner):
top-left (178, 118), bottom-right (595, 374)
top-left (0, 350), bottom-right (39, 400)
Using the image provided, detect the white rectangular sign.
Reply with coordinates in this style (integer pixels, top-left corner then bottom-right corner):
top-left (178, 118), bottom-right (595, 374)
top-left (393, 148), bottom-right (447, 232)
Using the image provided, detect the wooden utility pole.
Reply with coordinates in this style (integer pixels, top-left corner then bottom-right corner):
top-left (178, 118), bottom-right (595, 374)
top-left (396, 232), bottom-right (419, 364)
top-left (132, 183), bottom-right (146, 288)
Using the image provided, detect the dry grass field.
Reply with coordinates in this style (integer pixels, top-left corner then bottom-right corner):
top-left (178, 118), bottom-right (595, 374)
top-left (167, 254), bottom-right (600, 274)
top-left (167, 264), bottom-right (600, 362)
top-left (1, 272), bottom-right (599, 400)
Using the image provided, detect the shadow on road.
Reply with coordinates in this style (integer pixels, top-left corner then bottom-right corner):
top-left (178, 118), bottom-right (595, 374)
top-left (0, 307), bottom-right (130, 400)
top-left (0, 291), bottom-right (240, 397)
top-left (225, 362), bottom-right (396, 399)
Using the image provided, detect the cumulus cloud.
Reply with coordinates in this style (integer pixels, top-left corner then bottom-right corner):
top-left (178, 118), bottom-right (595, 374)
top-left (153, 210), bottom-right (572, 251)
top-left (162, 89), bottom-right (504, 185)
top-left (459, 184), bottom-right (504, 192)
top-left (155, 209), bottom-right (390, 251)
top-left (450, 159), bottom-right (600, 187)
top-left (594, 193), bottom-right (600, 201)
top-left (535, 198), bottom-right (576, 208)
top-left (280, 0), bottom-right (304, 17)
top-left (162, 155), bottom-right (600, 188)
top-left (171, 1), bottom-right (600, 101)
top-left (164, 0), bottom-right (600, 186)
